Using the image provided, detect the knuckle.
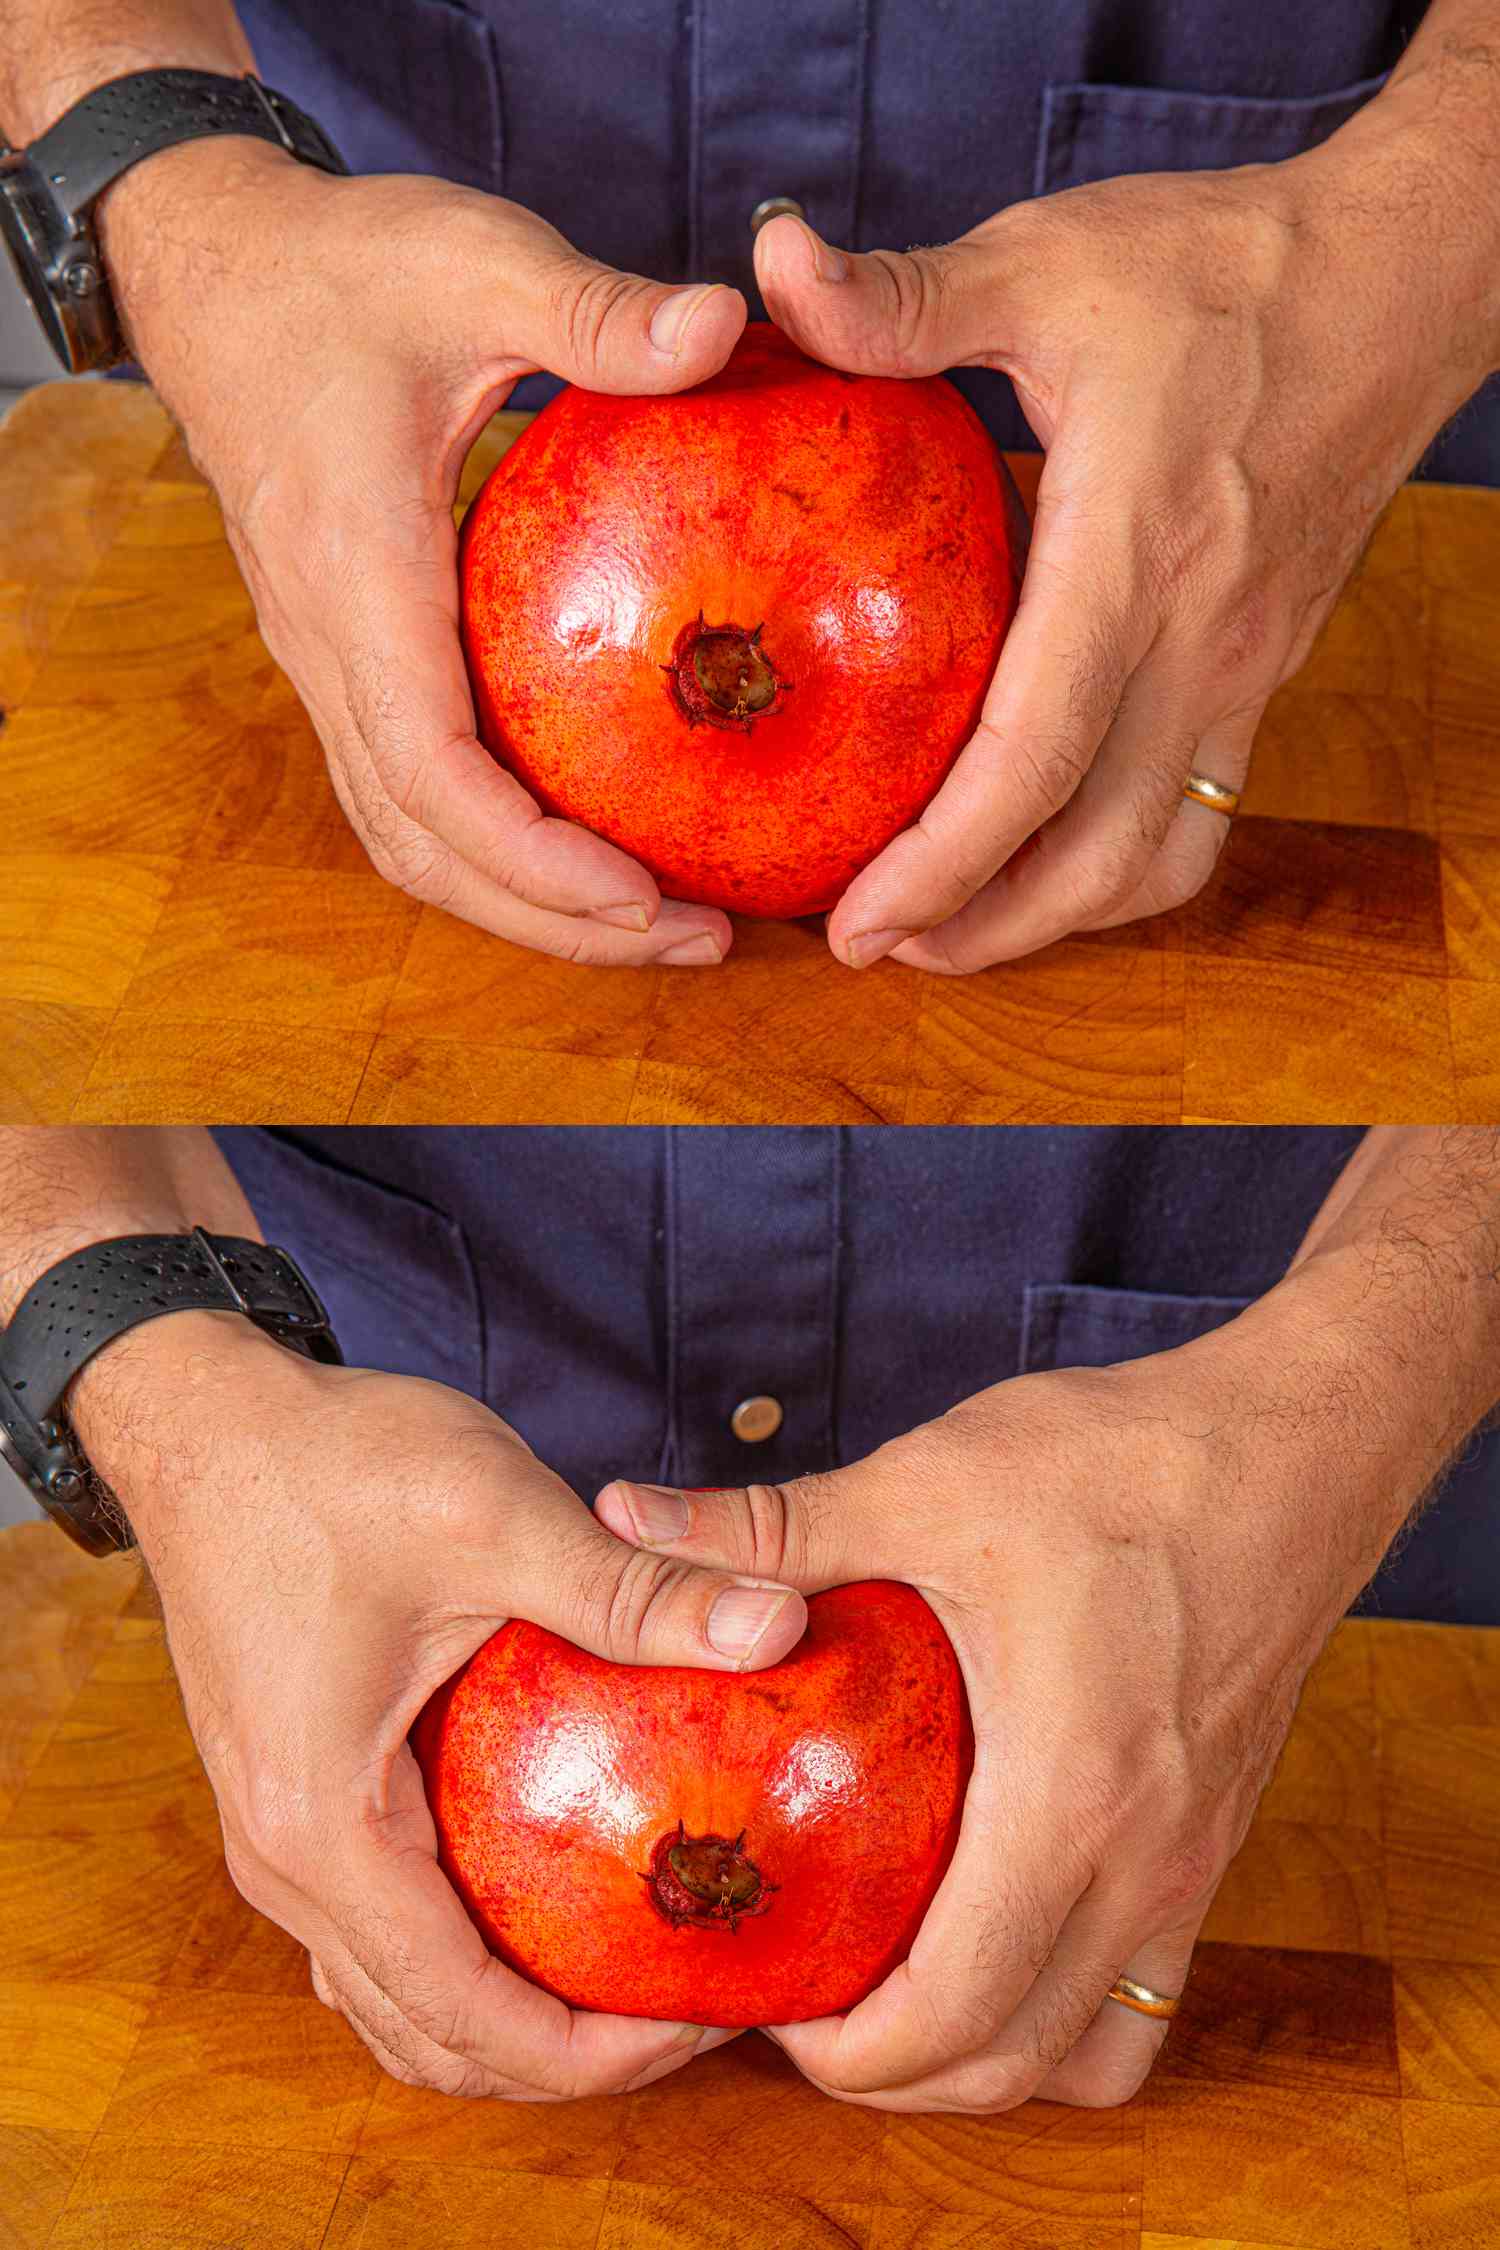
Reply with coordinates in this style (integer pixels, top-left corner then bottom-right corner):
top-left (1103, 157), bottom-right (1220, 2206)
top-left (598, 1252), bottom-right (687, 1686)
top-left (581, 1545), bottom-right (696, 1661)
top-left (1151, 1833), bottom-right (1221, 1914)
top-left (1014, 727), bottom-right (1093, 818)
top-left (1025, 1965), bottom-right (1111, 2073)
top-left (549, 260), bottom-right (642, 383)
top-left (1213, 585), bottom-right (1276, 679)
top-left (940, 2055), bottom-right (1039, 2114)
top-left (741, 1481), bottom-right (795, 1579)
top-left (378, 828), bottom-right (465, 914)
top-left (229, 1774), bottom-right (306, 1883)
top-left (1054, 2042), bottom-right (1159, 2109)
top-left (865, 248), bottom-right (954, 375)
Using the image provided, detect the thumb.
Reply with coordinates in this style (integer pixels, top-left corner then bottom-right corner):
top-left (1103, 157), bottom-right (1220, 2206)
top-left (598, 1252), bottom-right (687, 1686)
top-left (754, 211), bottom-right (996, 379)
top-left (540, 1503), bottom-right (808, 1674)
top-left (594, 1470), bottom-right (868, 1594)
top-left (504, 224), bottom-right (747, 395)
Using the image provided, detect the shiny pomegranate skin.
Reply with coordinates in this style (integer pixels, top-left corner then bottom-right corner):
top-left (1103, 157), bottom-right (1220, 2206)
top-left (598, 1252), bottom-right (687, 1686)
top-left (459, 323), bottom-right (1027, 918)
top-left (411, 1581), bottom-right (973, 2028)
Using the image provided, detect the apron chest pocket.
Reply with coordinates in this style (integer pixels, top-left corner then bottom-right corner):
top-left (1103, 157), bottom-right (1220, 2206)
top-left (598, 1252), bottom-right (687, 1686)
top-left (1020, 1282), bottom-right (1251, 1374)
top-left (1035, 73), bottom-right (1388, 197)
top-left (235, 0), bottom-right (504, 193)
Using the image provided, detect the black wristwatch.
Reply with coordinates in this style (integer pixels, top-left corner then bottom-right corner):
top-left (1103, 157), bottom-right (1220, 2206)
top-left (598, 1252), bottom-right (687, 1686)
top-left (0, 1230), bottom-right (343, 1555)
top-left (0, 67), bottom-right (349, 374)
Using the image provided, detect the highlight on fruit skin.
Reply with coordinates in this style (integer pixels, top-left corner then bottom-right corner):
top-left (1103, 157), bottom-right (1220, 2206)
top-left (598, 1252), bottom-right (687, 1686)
top-left (411, 1580), bottom-right (974, 2028)
top-left (459, 322), bottom-right (1029, 921)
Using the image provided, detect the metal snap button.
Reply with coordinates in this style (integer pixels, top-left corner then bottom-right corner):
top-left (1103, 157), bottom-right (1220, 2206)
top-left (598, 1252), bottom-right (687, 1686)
top-left (750, 197), bottom-right (806, 237)
top-left (730, 1394), bottom-right (784, 1443)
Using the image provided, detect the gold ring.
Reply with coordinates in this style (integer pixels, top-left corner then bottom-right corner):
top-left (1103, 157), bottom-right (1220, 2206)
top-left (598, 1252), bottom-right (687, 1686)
top-left (1182, 773), bottom-right (1241, 818)
top-left (1106, 1975), bottom-right (1181, 2021)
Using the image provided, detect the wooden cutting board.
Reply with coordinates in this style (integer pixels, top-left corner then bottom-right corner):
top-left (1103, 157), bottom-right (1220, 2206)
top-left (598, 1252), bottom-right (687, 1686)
top-left (1, 380), bottom-right (1497, 1128)
top-left (2, 1518), bottom-right (1499, 2250)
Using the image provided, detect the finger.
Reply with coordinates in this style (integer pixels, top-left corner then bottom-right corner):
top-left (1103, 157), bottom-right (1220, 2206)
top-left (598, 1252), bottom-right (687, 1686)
top-left (753, 211), bottom-right (1002, 379)
top-left (319, 735), bottom-right (730, 963)
top-left (771, 1743), bottom-right (1089, 2096)
top-left (305, 1740), bottom-right (722, 2102)
top-left (884, 654), bottom-right (1199, 970)
top-left (501, 216), bottom-right (747, 393)
top-left (1079, 706), bottom-right (1258, 932)
top-left (477, 1462), bottom-right (811, 1673)
top-left (1035, 1911), bottom-right (1203, 2109)
top-left (308, 1954), bottom-right (338, 2010)
top-left (791, 1898), bottom-right (1202, 2116)
top-left (315, 515), bottom-right (675, 925)
top-left (592, 1465), bottom-right (886, 1593)
top-left (826, 471), bottom-right (1148, 968)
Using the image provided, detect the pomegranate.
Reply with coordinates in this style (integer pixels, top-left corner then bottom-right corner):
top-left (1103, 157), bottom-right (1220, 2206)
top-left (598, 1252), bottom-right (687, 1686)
top-left (460, 323), bottom-right (1028, 918)
top-left (411, 1580), bottom-right (973, 2028)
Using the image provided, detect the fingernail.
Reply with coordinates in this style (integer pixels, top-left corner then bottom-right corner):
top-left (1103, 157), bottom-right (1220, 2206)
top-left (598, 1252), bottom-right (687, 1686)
top-left (650, 284), bottom-right (715, 356)
top-left (657, 932), bottom-right (723, 966)
top-left (588, 901), bottom-right (652, 933)
top-left (708, 1582), bottom-right (793, 1664)
top-left (619, 1482), bottom-right (689, 1545)
top-left (844, 928), bottom-right (912, 969)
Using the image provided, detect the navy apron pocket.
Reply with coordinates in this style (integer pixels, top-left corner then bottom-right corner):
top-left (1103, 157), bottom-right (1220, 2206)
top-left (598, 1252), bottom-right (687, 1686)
top-left (213, 1127), bottom-right (485, 1400)
top-left (1035, 73), bottom-right (1388, 197)
top-left (236, 0), bottom-right (504, 191)
top-left (1019, 1282), bottom-right (1250, 1374)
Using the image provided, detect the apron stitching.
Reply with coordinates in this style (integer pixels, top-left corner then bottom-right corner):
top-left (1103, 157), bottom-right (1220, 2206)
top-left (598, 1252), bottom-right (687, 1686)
top-left (685, 0), bottom-right (704, 281)
top-left (849, 0), bottom-right (871, 251)
top-left (660, 1126), bottom-right (683, 1485)
top-left (826, 1129), bottom-right (846, 1468)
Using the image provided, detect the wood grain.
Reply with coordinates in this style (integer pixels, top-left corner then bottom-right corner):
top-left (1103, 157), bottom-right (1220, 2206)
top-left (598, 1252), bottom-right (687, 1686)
top-left (2, 1518), bottom-right (1498, 2249)
top-left (2, 386), bottom-right (1494, 1126)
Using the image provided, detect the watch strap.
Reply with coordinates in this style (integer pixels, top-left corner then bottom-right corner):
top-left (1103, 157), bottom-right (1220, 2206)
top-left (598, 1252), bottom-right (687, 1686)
top-left (18, 69), bottom-right (349, 225)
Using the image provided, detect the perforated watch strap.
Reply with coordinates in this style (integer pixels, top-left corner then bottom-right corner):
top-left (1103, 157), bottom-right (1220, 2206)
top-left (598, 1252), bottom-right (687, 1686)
top-left (24, 69), bottom-right (349, 224)
top-left (0, 1232), bottom-right (341, 1424)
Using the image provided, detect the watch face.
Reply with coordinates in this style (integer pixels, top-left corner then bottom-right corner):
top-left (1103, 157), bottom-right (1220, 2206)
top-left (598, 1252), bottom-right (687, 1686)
top-left (0, 157), bottom-right (83, 369)
top-left (0, 1405), bottom-right (43, 1503)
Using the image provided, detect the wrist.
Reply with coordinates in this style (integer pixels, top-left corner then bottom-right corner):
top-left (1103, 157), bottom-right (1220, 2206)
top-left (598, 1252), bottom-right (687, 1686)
top-left (1295, 69), bottom-right (1500, 405)
top-left (66, 1307), bottom-right (302, 1549)
top-left (100, 131), bottom-right (309, 334)
top-left (1211, 1245), bottom-right (1500, 1576)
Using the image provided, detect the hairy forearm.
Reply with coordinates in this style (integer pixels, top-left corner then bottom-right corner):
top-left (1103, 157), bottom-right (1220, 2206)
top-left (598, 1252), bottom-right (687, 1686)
top-left (1223, 1129), bottom-right (1500, 1570)
top-left (1308, 0), bottom-right (1500, 389)
top-left (0, 0), bottom-right (253, 144)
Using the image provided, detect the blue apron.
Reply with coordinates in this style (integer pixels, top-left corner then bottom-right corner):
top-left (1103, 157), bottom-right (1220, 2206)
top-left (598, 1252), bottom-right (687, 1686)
top-left (226, 0), bottom-right (1499, 485)
top-left (215, 1127), bottom-right (1500, 1627)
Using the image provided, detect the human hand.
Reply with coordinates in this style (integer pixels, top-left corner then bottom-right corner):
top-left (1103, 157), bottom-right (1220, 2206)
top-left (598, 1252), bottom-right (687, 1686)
top-left (101, 140), bottom-right (746, 965)
top-left (596, 1283), bottom-right (1422, 2110)
top-left (753, 120), bottom-right (1492, 971)
top-left (73, 1311), bottom-right (805, 2098)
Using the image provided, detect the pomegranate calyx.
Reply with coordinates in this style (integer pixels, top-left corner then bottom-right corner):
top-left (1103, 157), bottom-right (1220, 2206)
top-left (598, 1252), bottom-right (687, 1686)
top-left (664, 613), bottom-right (791, 735)
top-left (642, 1819), bottom-right (776, 1933)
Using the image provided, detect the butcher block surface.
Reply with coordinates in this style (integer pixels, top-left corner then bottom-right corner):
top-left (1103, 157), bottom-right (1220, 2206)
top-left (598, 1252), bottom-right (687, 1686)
top-left (1, 380), bottom-right (1498, 1126)
top-left (3, 1519), bottom-right (1500, 2249)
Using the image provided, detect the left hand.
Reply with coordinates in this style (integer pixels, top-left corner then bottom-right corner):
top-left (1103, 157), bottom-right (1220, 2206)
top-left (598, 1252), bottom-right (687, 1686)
top-left (753, 134), bottom-right (1483, 971)
top-left (595, 1293), bottom-right (1411, 2111)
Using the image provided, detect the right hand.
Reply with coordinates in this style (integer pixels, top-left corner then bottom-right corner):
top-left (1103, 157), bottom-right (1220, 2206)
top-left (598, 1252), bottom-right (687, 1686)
top-left (74, 1310), bottom-right (806, 2098)
top-left (101, 140), bottom-right (745, 966)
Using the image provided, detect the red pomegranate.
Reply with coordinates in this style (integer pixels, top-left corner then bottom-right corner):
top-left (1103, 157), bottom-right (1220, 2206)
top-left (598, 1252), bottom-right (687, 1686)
top-left (460, 323), bottom-right (1028, 918)
top-left (412, 1581), bottom-right (973, 2028)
